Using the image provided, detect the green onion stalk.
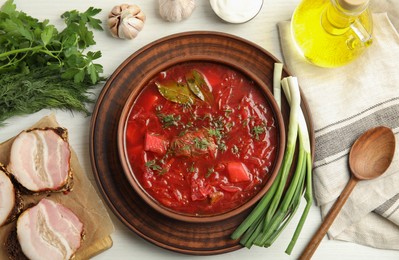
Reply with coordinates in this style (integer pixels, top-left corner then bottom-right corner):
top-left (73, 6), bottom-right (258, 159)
top-left (231, 65), bottom-right (313, 255)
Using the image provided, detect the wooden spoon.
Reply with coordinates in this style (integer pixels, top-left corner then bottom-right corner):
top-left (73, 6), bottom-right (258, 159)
top-left (300, 126), bottom-right (396, 260)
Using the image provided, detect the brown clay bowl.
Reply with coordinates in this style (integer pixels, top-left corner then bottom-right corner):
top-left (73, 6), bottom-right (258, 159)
top-left (117, 55), bottom-right (285, 223)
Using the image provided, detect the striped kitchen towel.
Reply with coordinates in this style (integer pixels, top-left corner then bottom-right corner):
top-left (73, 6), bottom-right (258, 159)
top-left (278, 11), bottom-right (399, 249)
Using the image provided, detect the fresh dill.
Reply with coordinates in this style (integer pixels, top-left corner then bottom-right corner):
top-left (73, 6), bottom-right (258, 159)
top-left (145, 160), bottom-right (167, 175)
top-left (207, 127), bottom-right (223, 139)
top-left (232, 144), bottom-right (240, 155)
top-left (0, 0), bottom-right (104, 125)
top-left (157, 113), bottom-right (181, 128)
top-left (251, 125), bottom-right (266, 140)
top-left (188, 162), bottom-right (196, 173)
top-left (193, 137), bottom-right (209, 150)
top-left (205, 167), bottom-right (215, 178)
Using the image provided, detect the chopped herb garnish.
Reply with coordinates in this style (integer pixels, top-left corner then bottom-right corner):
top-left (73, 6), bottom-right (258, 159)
top-left (182, 144), bottom-right (191, 151)
top-left (158, 169), bottom-right (167, 175)
top-left (193, 137), bottom-right (209, 150)
top-left (206, 167), bottom-right (215, 178)
top-left (184, 121), bottom-right (194, 129)
top-left (188, 162), bottom-right (196, 173)
top-left (145, 160), bottom-right (167, 175)
top-left (226, 122), bottom-right (234, 131)
top-left (232, 145), bottom-right (239, 154)
top-left (251, 125), bottom-right (266, 140)
top-left (145, 160), bottom-right (162, 171)
top-left (178, 129), bottom-right (188, 137)
top-left (208, 127), bottom-right (223, 139)
top-left (224, 108), bottom-right (233, 117)
top-left (157, 113), bottom-right (181, 128)
top-left (197, 114), bottom-right (212, 121)
top-left (207, 126), bottom-right (227, 152)
top-left (217, 141), bottom-right (227, 152)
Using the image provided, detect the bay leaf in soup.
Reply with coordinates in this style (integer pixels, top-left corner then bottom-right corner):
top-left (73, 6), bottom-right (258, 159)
top-left (188, 70), bottom-right (214, 105)
top-left (156, 80), bottom-right (196, 104)
top-left (187, 77), bottom-right (205, 101)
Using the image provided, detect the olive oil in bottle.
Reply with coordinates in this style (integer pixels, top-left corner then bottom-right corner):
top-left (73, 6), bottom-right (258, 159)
top-left (291, 0), bottom-right (373, 68)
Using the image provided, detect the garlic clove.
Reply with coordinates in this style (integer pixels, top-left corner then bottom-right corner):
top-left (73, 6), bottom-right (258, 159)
top-left (159, 0), bottom-right (196, 22)
top-left (210, 0), bottom-right (264, 24)
top-left (108, 4), bottom-right (146, 40)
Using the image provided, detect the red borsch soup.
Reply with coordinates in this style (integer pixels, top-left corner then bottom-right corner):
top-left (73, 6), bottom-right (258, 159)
top-left (124, 62), bottom-right (279, 216)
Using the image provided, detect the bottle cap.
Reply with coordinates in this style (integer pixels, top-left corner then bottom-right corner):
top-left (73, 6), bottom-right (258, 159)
top-left (338, 0), bottom-right (369, 11)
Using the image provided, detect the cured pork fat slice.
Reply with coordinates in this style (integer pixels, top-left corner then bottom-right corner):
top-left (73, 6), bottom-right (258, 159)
top-left (16, 198), bottom-right (84, 260)
top-left (0, 167), bottom-right (18, 226)
top-left (8, 128), bottom-right (72, 193)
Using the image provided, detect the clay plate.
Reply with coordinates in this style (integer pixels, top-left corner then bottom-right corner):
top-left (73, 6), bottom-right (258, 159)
top-left (89, 31), bottom-right (314, 255)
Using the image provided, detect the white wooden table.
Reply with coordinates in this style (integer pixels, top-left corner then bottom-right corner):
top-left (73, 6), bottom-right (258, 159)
top-left (3, 1), bottom-right (399, 259)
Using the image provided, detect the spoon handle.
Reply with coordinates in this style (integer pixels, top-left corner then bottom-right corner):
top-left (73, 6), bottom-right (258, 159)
top-left (299, 176), bottom-right (359, 260)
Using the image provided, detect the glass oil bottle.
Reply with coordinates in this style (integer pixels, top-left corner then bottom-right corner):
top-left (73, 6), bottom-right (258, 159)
top-left (291, 0), bottom-right (373, 68)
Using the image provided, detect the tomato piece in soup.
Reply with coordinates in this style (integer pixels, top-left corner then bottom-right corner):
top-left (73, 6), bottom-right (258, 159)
top-left (226, 162), bottom-right (252, 183)
top-left (144, 132), bottom-right (168, 155)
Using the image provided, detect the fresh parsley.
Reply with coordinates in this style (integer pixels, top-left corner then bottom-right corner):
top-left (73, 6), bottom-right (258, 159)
top-left (0, 0), bottom-right (104, 125)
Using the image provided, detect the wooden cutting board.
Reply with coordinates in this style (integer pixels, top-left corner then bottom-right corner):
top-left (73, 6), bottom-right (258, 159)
top-left (0, 114), bottom-right (115, 259)
top-left (77, 236), bottom-right (113, 259)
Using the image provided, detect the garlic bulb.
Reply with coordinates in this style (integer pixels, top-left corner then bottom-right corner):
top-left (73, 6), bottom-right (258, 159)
top-left (108, 4), bottom-right (146, 39)
top-left (159, 0), bottom-right (196, 22)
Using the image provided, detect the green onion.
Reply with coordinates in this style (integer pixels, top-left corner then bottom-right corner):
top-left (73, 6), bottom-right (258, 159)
top-left (273, 63), bottom-right (284, 109)
top-left (231, 66), bottom-right (313, 255)
top-left (282, 76), bottom-right (313, 254)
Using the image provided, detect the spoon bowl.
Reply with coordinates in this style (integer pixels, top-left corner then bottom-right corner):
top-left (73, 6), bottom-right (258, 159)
top-left (349, 126), bottom-right (396, 180)
top-left (300, 126), bottom-right (396, 260)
